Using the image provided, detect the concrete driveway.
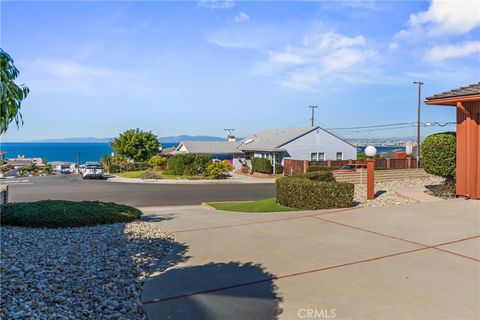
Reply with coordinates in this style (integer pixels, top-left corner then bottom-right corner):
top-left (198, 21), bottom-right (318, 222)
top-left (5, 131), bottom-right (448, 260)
top-left (141, 200), bottom-right (480, 320)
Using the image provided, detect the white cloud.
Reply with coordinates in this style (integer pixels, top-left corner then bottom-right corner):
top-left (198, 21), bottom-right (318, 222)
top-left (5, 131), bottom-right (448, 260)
top-left (234, 12), bottom-right (249, 23)
top-left (254, 32), bottom-right (378, 91)
top-left (21, 58), bottom-right (152, 97)
top-left (198, 0), bottom-right (235, 10)
top-left (424, 41), bottom-right (480, 61)
top-left (388, 42), bottom-right (399, 50)
top-left (396, 0), bottom-right (480, 39)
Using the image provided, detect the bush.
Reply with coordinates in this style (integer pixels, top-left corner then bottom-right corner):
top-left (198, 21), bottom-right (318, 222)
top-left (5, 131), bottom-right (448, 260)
top-left (301, 171), bottom-right (336, 182)
top-left (111, 128), bottom-right (160, 162)
top-left (140, 170), bottom-right (163, 179)
top-left (148, 155), bottom-right (167, 170)
top-left (166, 154), bottom-right (196, 175)
top-left (125, 161), bottom-right (149, 172)
top-left (422, 132), bottom-right (456, 181)
top-left (274, 164), bottom-right (284, 174)
top-left (109, 164), bottom-right (122, 173)
top-left (190, 155), bottom-right (212, 175)
top-left (276, 177), bottom-right (354, 210)
top-left (307, 166), bottom-right (341, 172)
top-left (0, 200), bottom-right (141, 228)
top-left (252, 157), bottom-right (273, 174)
top-left (206, 161), bottom-right (233, 179)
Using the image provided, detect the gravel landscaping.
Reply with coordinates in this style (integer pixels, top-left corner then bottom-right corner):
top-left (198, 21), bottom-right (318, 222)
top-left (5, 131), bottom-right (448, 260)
top-left (0, 221), bottom-right (174, 319)
top-left (354, 176), bottom-right (444, 207)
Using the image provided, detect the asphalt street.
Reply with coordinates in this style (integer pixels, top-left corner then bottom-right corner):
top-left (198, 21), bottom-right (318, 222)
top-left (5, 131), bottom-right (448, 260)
top-left (4, 175), bottom-right (276, 207)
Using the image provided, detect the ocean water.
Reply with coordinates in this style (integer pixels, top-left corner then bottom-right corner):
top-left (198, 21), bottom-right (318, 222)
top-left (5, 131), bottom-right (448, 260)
top-left (0, 142), bottom-right (403, 163)
top-left (0, 142), bottom-right (178, 163)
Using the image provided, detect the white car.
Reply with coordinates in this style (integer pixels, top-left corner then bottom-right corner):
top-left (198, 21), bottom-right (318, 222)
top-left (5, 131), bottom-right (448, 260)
top-left (81, 162), bottom-right (104, 179)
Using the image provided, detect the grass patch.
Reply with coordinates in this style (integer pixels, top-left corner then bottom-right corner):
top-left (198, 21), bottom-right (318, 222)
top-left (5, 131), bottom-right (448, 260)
top-left (208, 198), bottom-right (297, 212)
top-left (116, 170), bottom-right (147, 178)
top-left (0, 200), bottom-right (142, 228)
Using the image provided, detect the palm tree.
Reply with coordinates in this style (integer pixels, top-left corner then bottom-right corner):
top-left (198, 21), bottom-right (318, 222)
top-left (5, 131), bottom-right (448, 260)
top-left (0, 49), bottom-right (29, 134)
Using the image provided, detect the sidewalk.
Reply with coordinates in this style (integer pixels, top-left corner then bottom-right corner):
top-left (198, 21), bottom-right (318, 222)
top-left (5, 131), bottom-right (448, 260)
top-left (395, 186), bottom-right (444, 202)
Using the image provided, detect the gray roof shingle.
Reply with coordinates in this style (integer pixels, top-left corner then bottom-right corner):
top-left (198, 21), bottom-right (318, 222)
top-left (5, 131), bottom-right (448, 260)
top-left (177, 141), bottom-right (242, 154)
top-left (426, 82), bottom-right (480, 100)
top-left (238, 127), bottom-right (317, 152)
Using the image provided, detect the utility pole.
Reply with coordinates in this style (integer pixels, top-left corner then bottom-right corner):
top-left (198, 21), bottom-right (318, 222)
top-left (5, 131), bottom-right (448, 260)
top-left (76, 151), bottom-right (80, 174)
top-left (413, 80), bottom-right (424, 169)
top-left (308, 105), bottom-right (318, 127)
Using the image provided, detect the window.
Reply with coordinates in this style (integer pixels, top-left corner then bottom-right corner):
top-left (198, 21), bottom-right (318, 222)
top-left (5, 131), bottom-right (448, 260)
top-left (311, 152), bottom-right (326, 161)
top-left (336, 152), bottom-right (343, 161)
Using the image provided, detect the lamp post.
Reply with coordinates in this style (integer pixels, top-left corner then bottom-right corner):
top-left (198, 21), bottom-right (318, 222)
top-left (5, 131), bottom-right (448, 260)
top-left (365, 146), bottom-right (377, 200)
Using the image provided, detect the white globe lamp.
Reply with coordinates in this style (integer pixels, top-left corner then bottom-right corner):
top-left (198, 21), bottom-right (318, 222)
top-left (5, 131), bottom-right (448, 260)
top-left (365, 146), bottom-right (377, 158)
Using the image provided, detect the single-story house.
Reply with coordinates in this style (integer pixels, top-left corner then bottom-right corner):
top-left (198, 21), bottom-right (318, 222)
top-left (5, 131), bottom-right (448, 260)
top-left (425, 82), bottom-right (480, 200)
top-left (175, 126), bottom-right (357, 171)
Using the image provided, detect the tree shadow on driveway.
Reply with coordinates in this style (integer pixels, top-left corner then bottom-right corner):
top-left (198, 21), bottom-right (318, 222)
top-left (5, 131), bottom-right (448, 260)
top-left (142, 243), bottom-right (283, 320)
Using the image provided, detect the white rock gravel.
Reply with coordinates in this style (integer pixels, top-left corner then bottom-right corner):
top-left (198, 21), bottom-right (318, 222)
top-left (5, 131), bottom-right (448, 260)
top-left (354, 176), bottom-right (443, 207)
top-left (0, 222), bottom-right (174, 320)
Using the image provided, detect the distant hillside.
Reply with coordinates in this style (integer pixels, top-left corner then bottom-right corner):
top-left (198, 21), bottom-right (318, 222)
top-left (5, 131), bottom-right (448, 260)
top-left (32, 137), bottom-right (113, 143)
top-left (158, 135), bottom-right (226, 143)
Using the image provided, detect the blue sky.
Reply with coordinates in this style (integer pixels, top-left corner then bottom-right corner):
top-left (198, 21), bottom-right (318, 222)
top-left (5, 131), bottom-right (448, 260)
top-left (1, 0), bottom-right (479, 141)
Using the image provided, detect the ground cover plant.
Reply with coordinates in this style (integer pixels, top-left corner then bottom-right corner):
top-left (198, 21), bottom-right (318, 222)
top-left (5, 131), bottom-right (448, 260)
top-left (0, 200), bottom-right (141, 228)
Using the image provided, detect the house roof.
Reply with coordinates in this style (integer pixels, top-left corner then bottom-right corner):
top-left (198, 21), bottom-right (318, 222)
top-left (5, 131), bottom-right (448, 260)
top-left (7, 159), bottom-right (33, 166)
top-left (238, 127), bottom-right (318, 152)
top-left (177, 141), bottom-right (242, 154)
top-left (426, 83), bottom-right (480, 100)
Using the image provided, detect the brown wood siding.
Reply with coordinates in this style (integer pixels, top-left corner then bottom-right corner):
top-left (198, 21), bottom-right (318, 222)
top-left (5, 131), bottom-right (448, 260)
top-left (456, 100), bottom-right (480, 199)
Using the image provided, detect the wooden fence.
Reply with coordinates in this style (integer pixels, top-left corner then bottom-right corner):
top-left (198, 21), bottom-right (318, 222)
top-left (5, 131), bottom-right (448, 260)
top-left (284, 158), bottom-right (420, 176)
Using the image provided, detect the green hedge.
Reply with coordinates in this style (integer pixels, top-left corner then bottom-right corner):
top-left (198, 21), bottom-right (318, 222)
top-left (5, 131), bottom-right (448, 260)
top-left (275, 164), bottom-right (284, 174)
top-left (276, 177), bottom-right (354, 210)
top-left (307, 166), bottom-right (341, 172)
top-left (300, 171), bottom-right (335, 182)
top-left (422, 132), bottom-right (456, 180)
top-left (0, 200), bottom-right (141, 228)
top-left (252, 158), bottom-right (273, 174)
top-left (108, 162), bottom-right (148, 173)
top-left (166, 154), bottom-right (196, 175)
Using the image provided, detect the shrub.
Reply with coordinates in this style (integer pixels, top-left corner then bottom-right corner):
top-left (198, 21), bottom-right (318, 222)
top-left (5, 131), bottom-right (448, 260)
top-left (206, 161), bottom-right (232, 179)
top-left (307, 166), bottom-right (341, 172)
top-left (166, 154), bottom-right (196, 175)
top-left (0, 200), bottom-right (141, 228)
top-left (252, 157), bottom-right (273, 174)
top-left (125, 161), bottom-right (149, 172)
top-left (301, 171), bottom-right (336, 182)
top-left (274, 164), bottom-right (284, 174)
top-left (189, 155), bottom-right (212, 175)
top-left (109, 164), bottom-right (122, 173)
top-left (148, 155), bottom-right (167, 170)
top-left (240, 164), bottom-right (249, 174)
top-left (276, 177), bottom-right (354, 210)
top-left (140, 170), bottom-right (163, 179)
top-left (422, 132), bottom-right (456, 181)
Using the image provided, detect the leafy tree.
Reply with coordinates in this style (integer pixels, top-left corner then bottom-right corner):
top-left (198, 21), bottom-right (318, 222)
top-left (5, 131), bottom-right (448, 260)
top-left (111, 129), bottom-right (160, 162)
top-left (0, 49), bottom-right (29, 134)
top-left (422, 132), bottom-right (456, 182)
